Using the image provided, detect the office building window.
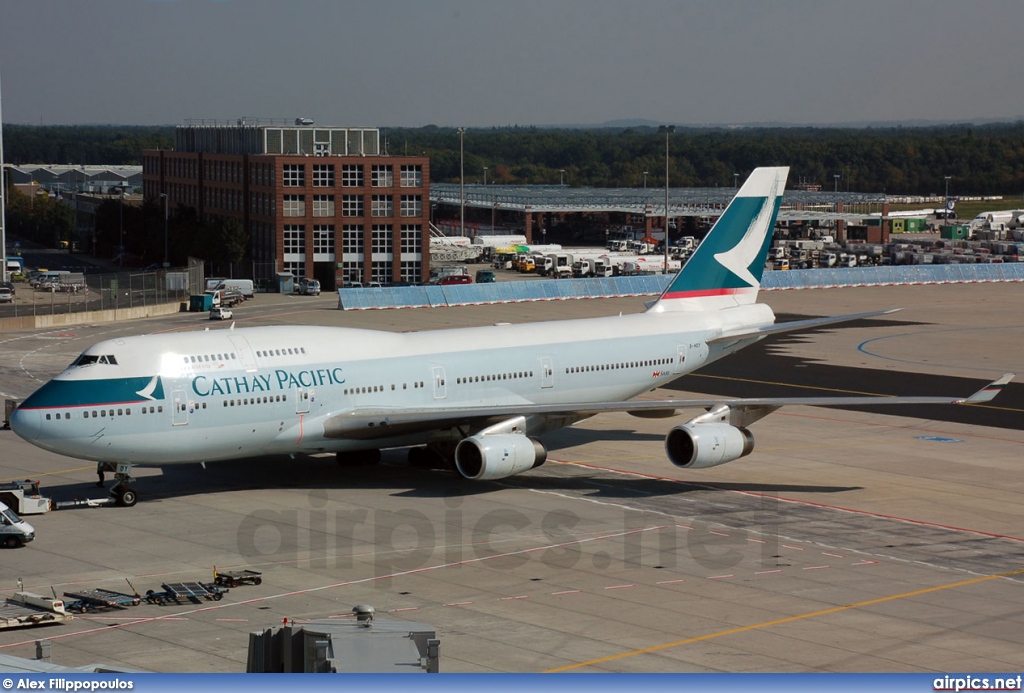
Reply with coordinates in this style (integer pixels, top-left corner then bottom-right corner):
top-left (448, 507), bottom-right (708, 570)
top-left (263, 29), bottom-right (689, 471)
top-left (313, 225), bottom-right (335, 254)
top-left (313, 164), bottom-right (335, 187)
top-left (283, 164), bottom-right (305, 187)
top-left (283, 225), bottom-right (306, 254)
top-left (371, 225), bottom-right (392, 253)
top-left (342, 164), bottom-right (364, 187)
top-left (400, 195), bottom-right (422, 218)
top-left (284, 261), bottom-right (305, 279)
top-left (342, 195), bottom-right (364, 217)
top-left (400, 225), bottom-right (422, 253)
top-left (371, 195), bottom-right (393, 218)
top-left (400, 260), bottom-right (421, 283)
top-left (312, 194), bottom-right (335, 217)
top-left (400, 165), bottom-right (423, 188)
top-left (371, 164), bottom-right (394, 188)
top-left (342, 225), bottom-right (364, 253)
top-left (283, 195), bottom-right (305, 217)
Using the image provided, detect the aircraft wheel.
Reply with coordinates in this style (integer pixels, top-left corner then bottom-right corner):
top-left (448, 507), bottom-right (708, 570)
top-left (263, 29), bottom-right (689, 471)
top-left (115, 486), bottom-right (139, 507)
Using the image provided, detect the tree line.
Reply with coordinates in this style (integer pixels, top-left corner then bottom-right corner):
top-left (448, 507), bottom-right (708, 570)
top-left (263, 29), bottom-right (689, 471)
top-left (6, 122), bottom-right (1024, 195)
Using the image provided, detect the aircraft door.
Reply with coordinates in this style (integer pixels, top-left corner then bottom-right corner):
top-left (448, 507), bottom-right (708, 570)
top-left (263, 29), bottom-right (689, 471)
top-left (539, 357), bottom-right (554, 389)
top-left (678, 341), bottom-right (709, 374)
top-left (295, 388), bottom-right (311, 414)
top-left (432, 367), bottom-right (447, 400)
top-left (171, 390), bottom-right (189, 426)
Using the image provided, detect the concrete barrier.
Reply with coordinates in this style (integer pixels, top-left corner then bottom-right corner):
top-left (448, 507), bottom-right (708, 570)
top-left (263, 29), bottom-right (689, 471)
top-left (0, 302), bottom-right (185, 332)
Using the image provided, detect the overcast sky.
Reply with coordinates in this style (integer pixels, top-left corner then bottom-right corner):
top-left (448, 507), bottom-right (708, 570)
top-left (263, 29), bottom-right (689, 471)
top-left (1, 0), bottom-right (1022, 128)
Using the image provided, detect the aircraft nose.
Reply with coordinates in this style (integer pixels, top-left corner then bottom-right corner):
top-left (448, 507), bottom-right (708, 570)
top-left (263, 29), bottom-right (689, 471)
top-left (9, 405), bottom-right (42, 443)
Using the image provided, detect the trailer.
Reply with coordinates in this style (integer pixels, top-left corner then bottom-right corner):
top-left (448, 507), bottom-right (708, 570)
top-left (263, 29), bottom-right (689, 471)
top-left (213, 569), bottom-right (262, 587)
top-left (145, 581), bottom-right (226, 605)
top-left (62, 582), bottom-right (142, 613)
top-left (0, 592), bottom-right (73, 630)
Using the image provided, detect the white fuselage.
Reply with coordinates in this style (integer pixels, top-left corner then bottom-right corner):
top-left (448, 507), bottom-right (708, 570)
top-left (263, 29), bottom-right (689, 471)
top-left (11, 303), bottom-right (774, 466)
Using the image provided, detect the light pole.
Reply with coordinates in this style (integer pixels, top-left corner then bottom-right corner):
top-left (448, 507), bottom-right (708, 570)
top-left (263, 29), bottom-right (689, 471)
top-left (834, 173), bottom-right (840, 193)
top-left (159, 192), bottom-right (168, 267)
top-left (118, 188), bottom-right (124, 268)
top-left (944, 175), bottom-right (952, 226)
top-left (483, 166), bottom-right (487, 186)
top-left (458, 127), bottom-right (466, 237)
top-left (559, 169), bottom-right (565, 186)
top-left (643, 171), bottom-right (648, 189)
top-left (659, 125), bottom-right (675, 274)
top-left (733, 172), bottom-right (739, 188)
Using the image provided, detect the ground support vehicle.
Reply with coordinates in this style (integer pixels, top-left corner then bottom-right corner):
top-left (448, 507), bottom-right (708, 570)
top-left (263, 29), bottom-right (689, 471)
top-left (0, 480), bottom-right (52, 515)
top-left (145, 581), bottom-right (226, 605)
top-left (0, 592), bottom-right (72, 630)
top-left (213, 569), bottom-right (263, 587)
top-left (62, 585), bottom-right (142, 614)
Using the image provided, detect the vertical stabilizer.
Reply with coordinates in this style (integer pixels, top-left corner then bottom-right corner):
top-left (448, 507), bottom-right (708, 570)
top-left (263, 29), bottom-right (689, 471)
top-left (647, 166), bottom-right (789, 313)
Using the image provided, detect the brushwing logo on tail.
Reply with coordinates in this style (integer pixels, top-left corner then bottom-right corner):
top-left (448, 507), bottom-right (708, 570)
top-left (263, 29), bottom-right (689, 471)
top-left (712, 174), bottom-right (781, 287)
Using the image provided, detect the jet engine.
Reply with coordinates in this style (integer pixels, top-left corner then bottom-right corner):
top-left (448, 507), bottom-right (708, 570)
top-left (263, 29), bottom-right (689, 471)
top-left (665, 423), bottom-right (754, 469)
top-left (454, 434), bottom-right (547, 481)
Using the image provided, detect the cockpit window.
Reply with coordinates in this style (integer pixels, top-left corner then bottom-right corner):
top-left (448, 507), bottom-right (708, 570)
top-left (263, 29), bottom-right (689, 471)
top-left (72, 354), bottom-right (118, 367)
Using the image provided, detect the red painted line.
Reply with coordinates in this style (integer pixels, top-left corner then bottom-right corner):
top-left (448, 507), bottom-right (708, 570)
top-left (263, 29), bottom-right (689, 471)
top-left (676, 524), bottom-right (694, 530)
top-left (783, 544), bottom-right (805, 551)
top-left (444, 601), bottom-right (474, 607)
top-left (215, 618), bottom-right (249, 623)
top-left (389, 607), bottom-right (420, 613)
top-left (803, 565), bottom-right (831, 571)
top-left (552, 590), bottom-right (581, 596)
top-left (822, 552), bottom-right (846, 558)
top-left (852, 560), bottom-right (880, 566)
top-left (656, 579), bottom-right (686, 585)
top-left (603, 584), bottom-right (635, 590)
top-left (747, 538), bottom-right (767, 544)
top-left (499, 595), bottom-right (529, 601)
top-left (707, 574), bottom-right (735, 580)
top-left (709, 530), bottom-right (731, 537)
top-left (755, 569), bottom-right (784, 575)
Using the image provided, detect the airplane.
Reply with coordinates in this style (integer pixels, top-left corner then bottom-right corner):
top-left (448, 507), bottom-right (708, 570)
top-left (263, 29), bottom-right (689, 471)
top-left (9, 167), bottom-right (1013, 507)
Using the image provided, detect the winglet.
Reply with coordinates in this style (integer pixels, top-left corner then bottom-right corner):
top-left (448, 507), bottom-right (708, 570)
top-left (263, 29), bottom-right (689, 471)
top-left (958, 373), bottom-right (1014, 404)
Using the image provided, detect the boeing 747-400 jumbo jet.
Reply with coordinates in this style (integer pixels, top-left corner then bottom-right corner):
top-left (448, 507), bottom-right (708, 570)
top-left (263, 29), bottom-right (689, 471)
top-left (10, 167), bottom-right (1013, 506)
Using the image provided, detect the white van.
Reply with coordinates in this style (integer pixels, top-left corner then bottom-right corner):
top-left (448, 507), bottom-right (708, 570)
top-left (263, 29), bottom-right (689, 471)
top-left (214, 279), bottom-right (254, 299)
top-left (297, 278), bottom-right (321, 296)
top-left (1, 501), bottom-right (35, 548)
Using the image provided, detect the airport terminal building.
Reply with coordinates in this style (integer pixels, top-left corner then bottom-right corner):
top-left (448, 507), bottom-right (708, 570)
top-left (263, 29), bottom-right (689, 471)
top-left (142, 122), bottom-right (430, 288)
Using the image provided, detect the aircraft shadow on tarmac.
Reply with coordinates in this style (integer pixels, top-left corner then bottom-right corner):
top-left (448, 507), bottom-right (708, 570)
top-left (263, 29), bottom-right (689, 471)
top-left (39, 448), bottom-right (861, 508)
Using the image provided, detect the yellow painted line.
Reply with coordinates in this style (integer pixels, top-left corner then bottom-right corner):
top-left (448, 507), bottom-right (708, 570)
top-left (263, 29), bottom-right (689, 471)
top-left (1, 466), bottom-right (94, 484)
top-left (545, 567), bottom-right (1024, 672)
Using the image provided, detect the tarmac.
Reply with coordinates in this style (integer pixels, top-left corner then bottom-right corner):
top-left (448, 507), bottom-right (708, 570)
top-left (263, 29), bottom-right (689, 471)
top-left (0, 280), bottom-right (1022, 673)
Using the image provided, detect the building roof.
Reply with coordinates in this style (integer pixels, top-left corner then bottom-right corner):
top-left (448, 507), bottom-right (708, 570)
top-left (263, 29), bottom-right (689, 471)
top-left (430, 183), bottom-right (888, 222)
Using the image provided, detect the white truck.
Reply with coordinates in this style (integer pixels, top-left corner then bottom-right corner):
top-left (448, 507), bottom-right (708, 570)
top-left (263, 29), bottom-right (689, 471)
top-left (213, 278), bottom-right (254, 299)
top-left (0, 502), bottom-right (35, 548)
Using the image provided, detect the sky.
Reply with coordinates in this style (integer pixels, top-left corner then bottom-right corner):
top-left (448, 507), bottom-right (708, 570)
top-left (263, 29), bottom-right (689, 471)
top-left (1, 0), bottom-right (1023, 128)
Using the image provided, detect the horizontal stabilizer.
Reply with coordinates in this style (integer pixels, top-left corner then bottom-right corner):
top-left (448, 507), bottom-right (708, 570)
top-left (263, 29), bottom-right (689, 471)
top-left (708, 308), bottom-right (902, 344)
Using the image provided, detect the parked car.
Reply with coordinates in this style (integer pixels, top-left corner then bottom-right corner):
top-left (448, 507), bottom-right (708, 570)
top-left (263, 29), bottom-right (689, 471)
top-left (475, 269), bottom-right (496, 283)
top-left (209, 306), bottom-right (233, 320)
top-left (297, 278), bottom-right (321, 296)
top-left (440, 274), bottom-right (473, 285)
top-left (0, 287), bottom-right (13, 303)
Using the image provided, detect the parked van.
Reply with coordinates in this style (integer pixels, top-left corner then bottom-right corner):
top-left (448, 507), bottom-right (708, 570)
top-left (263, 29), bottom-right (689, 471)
top-left (0, 501), bottom-right (35, 548)
top-left (297, 278), bottom-right (321, 296)
top-left (213, 279), bottom-right (254, 299)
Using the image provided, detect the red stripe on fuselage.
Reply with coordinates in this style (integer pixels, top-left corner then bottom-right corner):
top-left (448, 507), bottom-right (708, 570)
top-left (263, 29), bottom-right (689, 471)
top-left (661, 287), bottom-right (752, 300)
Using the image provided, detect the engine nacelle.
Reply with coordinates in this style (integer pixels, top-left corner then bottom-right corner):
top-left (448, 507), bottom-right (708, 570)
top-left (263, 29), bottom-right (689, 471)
top-left (454, 434), bottom-right (547, 481)
top-left (665, 423), bottom-right (754, 469)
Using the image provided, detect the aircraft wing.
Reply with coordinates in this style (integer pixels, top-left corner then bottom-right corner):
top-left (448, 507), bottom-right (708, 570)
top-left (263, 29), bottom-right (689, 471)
top-left (322, 373), bottom-right (1013, 441)
top-left (707, 308), bottom-right (902, 345)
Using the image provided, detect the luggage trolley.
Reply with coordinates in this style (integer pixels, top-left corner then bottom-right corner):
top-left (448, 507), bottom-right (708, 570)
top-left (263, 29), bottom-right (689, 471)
top-left (146, 581), bottom-right (226, 605)
top-left (213, 568), bottom-right (262, 588)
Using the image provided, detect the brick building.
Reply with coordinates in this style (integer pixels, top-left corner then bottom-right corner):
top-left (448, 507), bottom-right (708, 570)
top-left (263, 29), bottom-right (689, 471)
top-left (142, 122), bottom-right (430, 289)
